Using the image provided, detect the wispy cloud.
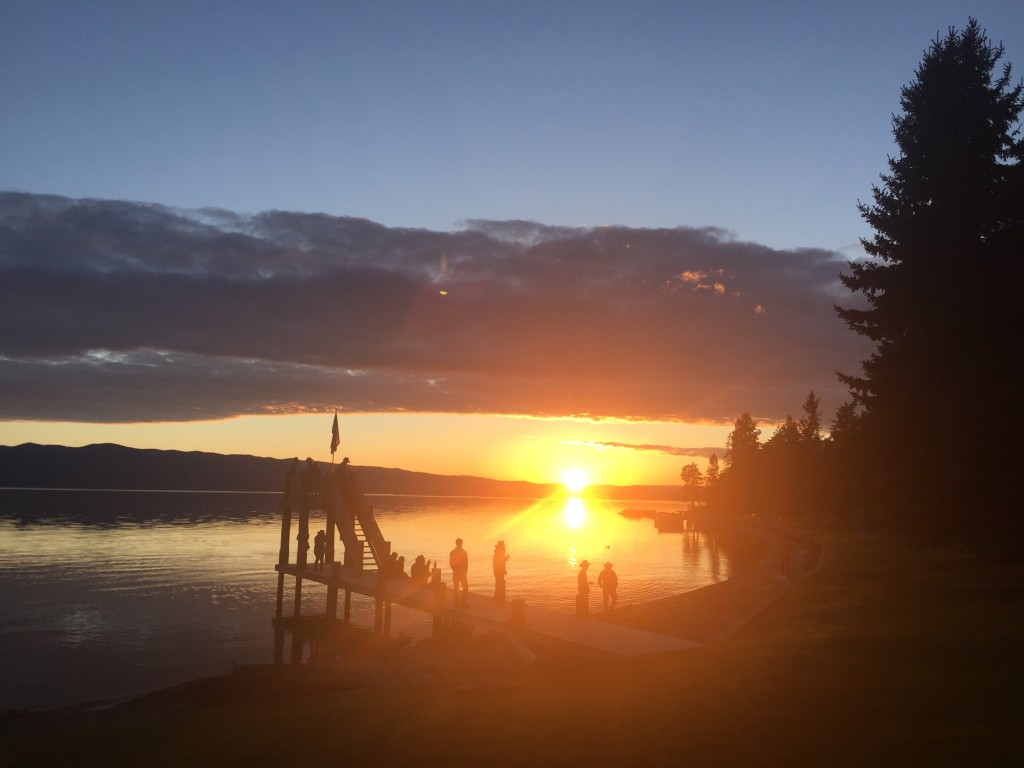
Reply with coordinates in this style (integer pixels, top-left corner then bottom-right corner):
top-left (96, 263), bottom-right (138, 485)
top-left (563, 440), bottom-right (723, 458)
top-left (0, 192), bottom-right (870, 423)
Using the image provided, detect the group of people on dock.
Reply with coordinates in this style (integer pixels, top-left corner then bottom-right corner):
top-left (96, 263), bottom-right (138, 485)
top-left (364, 536), bottom-right (621, 614)
top-left (440, 537), bottom-right (618, 613)
top-left (311, 528), bottom-right (620, 613)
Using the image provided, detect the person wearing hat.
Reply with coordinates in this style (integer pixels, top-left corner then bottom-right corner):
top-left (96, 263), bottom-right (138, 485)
top-left (598, 561), bottom-right (618, 611)
top-left (578, 560), bottom-right (592, 597)
top-left (492, 541), bottom-right (509, 602)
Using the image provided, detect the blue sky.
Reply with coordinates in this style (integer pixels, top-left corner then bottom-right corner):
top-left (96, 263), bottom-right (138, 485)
top-left (5, 1), bottom-right (1019, 252)
top-left (1, 2), bottom-right (1021, 484)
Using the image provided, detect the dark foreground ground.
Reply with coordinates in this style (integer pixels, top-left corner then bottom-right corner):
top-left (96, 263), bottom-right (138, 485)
top-left (3, 522), bottom-right (1022, 767)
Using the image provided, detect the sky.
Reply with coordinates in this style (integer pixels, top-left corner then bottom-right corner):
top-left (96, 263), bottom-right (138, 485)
top-left (1, 1), bottom-right (1021, 486)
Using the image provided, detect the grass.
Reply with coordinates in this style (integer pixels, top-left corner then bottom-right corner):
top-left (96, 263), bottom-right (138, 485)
top-left (2, 523), bottom-right (1022, 767)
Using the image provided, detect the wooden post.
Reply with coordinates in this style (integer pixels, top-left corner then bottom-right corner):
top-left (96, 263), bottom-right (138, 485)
top-left (276, 505), bottom-right (292, 621)
top-left (297, 503), bottom-right (310, 570)
top-left (293, 508), bottom-right (305, 621)
top-left (279, 507), bottom-right (293, 567)
top-left (325, 478), bottom-right (336, 565)
top-left (344, 589), bottom-right (351, 624)
top-left (279, 464), bottom-right (300, 666)
top-left (275, 571), bottom-right (286, 620)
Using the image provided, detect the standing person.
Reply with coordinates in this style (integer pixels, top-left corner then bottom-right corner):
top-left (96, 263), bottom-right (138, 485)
top-left (597, 562), bottom-right (618, 611)
top-left (449, 538), bottom-right (469, 607)
top-left (313, 530), bottom-right (326, 572)
top-left (577, 560), bottom-right (592, 618)
top-left (492, 541), bottom-right (509, 602)
top-left (578, 560), bottom-right (591, 595)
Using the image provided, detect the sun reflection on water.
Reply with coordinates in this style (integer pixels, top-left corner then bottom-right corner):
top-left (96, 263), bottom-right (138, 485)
top-left (563, 497), bottom-right (586, 529)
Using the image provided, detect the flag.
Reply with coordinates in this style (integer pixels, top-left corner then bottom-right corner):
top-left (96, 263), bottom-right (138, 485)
top-left (330, 411), bottom-right (340, 455)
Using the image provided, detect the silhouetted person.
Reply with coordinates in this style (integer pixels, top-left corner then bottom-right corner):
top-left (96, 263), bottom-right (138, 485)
top-left (597, 562), bottom-right (618, 611)
top-left (493, 540), bottom-right (509, 602)
top-left (410, 554), bottom-right (432, 586)
top-left (578, 560), bottom-right (591, 597)
top-left (313, 529), bottom-right (326, 571)
top-left (449, 537), bottom-right (469, 607)
top-left (388, 551), bottom-right (407, 578)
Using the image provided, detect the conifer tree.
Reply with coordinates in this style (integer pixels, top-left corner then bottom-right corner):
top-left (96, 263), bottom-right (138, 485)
top-left (705, 453), bottom-right (720, 487)
top-left (798, 391), bottom-right (822, 445)
top-left (836, 20), bottom-right (1023, 546)
top-left (722, 413), bottom-right (761, 515)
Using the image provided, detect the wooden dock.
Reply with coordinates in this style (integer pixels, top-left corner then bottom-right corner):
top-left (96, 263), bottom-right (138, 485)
top-left (275, 562), bottom-right (700, 661)
top-left (273, 461), bottom-right (699, 664)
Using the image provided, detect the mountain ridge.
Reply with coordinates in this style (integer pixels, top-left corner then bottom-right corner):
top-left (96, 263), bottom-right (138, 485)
top-left (0, 443), bottom-right (682, 500)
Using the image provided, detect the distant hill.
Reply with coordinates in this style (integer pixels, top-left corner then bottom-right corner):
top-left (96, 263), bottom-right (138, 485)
top-left (0, 443), bottom-right (681, 500)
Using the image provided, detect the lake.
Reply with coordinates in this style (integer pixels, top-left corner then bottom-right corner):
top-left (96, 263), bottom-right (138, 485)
top-left (0, 488), bottom-right (762, 710)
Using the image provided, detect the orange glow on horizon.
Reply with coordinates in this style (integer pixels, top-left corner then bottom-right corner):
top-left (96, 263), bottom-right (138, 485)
top-left (0, 412), bottom-right (731, 488)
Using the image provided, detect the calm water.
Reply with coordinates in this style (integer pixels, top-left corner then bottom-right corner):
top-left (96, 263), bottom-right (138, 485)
top-left (0, 489), bottom-right (761, 710)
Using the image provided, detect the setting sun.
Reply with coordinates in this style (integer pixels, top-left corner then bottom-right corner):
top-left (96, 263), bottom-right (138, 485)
top-left (560, 468), bottom-right (591, 494)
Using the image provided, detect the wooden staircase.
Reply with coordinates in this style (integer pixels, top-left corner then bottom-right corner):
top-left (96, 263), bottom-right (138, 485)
top-left (323, 470), bottom-right (391, 572)
top-left (353, 518), bottom-right (380, 570)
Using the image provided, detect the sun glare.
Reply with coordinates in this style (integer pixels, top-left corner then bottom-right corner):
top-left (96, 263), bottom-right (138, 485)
top-left (560, 468), bottom-right (590, 494)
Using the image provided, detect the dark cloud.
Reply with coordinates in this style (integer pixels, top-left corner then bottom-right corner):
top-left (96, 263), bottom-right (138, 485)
top-left (0, 192), bottom-right (870, 424)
